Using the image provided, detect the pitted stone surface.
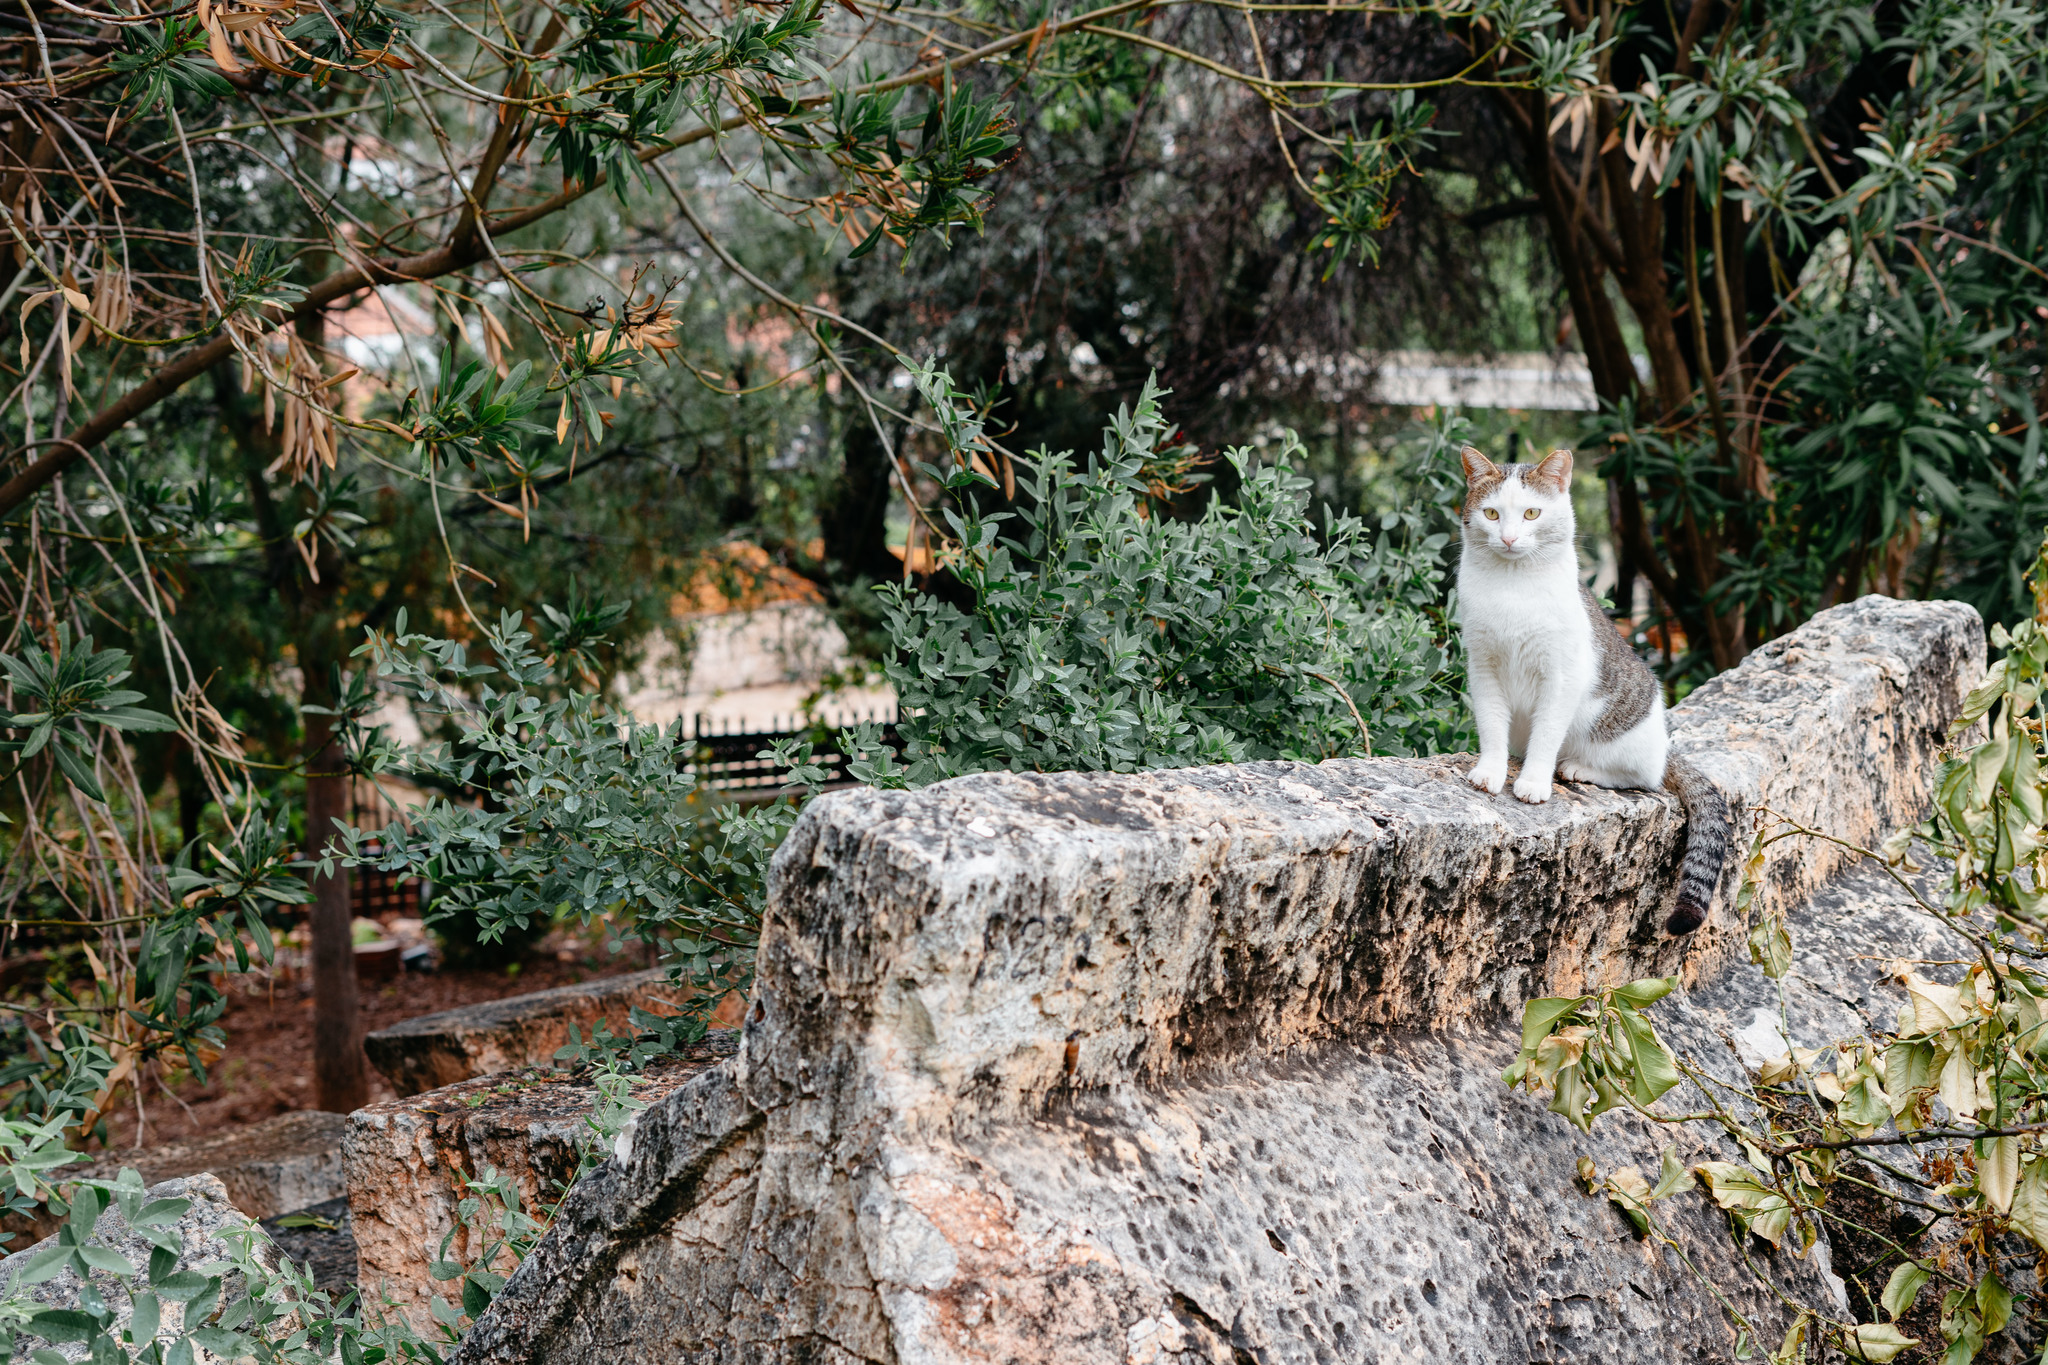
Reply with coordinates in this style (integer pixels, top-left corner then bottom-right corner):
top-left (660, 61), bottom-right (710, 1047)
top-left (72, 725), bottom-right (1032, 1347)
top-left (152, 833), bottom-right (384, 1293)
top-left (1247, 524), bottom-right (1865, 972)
top-left (455, 596), bottom-right (1983, 1365)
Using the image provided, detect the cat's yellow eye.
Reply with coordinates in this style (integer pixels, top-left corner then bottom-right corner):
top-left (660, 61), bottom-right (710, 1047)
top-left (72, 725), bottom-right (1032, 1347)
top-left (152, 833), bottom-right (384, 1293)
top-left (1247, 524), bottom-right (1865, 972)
top-left (1524, 507), bottom-right (1541, 520)
top-left (1483, 508), bottom-right (1499, 520)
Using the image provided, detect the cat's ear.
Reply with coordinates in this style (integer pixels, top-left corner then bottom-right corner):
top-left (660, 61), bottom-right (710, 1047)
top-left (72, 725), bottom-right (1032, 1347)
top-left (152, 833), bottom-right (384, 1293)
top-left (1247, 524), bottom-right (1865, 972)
top-left (1531, 448), bottom-right (1573, 493)
top-left (1459, 445), bottom-right (1499, 484)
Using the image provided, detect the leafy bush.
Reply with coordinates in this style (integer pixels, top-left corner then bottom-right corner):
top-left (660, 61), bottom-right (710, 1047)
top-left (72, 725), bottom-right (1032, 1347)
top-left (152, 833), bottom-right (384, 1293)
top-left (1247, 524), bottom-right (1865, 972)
top-left (327, 607), bottom-right (890, 1020)
top-left (0, 621), bottom-right (305, 1126)
top-left (879, 362), bottom-right (1470, 782)
top-left (327, 366), bottom-right (1467, 1014)
top-left (1507, 530), bottom-right (2048, 1365)
top-left (0, 1036), bottom-right (635, 1365)
top-left (428, 904), bottom-right (553, 972)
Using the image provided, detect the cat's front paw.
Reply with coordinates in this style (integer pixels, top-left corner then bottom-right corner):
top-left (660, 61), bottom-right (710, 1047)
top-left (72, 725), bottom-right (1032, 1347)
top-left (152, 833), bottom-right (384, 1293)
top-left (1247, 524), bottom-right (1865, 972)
top-left (1469, 759), bottom-right (1508, 794)
top-left (1513, 773), bottom-right (1554, 804)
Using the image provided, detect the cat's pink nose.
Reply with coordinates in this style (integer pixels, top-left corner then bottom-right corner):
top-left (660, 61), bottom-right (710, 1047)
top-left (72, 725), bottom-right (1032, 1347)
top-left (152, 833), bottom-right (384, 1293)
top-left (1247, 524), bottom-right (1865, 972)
top-left (1500, 534), bottom-right (1518, 547)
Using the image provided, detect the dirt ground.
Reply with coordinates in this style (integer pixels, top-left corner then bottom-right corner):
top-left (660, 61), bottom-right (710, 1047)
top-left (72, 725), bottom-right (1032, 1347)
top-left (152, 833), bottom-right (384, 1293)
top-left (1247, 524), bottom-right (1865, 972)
top-left (96, 935), bottom-right (659, 1152)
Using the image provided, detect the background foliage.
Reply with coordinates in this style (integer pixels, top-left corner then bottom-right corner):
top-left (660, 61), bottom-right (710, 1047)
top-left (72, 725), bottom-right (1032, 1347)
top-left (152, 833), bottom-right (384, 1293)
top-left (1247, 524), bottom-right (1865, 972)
top-left (1, 0), bottom-right (2047, 1355)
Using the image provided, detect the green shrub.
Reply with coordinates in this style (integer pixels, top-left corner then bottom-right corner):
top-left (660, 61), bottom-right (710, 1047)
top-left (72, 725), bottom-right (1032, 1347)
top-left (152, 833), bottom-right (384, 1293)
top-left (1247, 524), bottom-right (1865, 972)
top-left (880, 361), bottom-right (1470, 782)
top-left (429, 903), bottom-right (552, 971)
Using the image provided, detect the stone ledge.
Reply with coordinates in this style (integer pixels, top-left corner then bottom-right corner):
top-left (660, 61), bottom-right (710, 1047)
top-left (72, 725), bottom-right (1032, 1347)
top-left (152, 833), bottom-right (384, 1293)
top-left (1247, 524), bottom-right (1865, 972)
top-left (363, 967), bottom-right (690, 1097)
top-left (8, 1110), bottom-right (346, 1245)
top-left (752, 595), bottom-right (1978, 1117)
top-left (454, 595), bottom-right (1984, 1365)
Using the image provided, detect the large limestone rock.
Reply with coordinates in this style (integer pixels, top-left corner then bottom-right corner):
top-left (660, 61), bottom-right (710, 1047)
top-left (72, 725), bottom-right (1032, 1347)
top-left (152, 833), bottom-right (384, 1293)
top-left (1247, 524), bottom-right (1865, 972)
top-left (454, 596), bottom-right (1983, 1365)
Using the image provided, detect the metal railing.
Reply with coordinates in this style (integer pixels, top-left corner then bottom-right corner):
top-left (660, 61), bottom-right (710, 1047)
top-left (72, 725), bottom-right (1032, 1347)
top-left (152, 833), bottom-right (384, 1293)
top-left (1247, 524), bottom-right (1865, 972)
top-left (690, 708), bottom-right (902, 796)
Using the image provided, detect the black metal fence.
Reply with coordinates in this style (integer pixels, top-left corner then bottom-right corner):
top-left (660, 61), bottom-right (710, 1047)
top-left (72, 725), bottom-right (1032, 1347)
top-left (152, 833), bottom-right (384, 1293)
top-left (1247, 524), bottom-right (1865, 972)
top-left (690, 709), bottom-right (901, 796)
top-left (348, 840), bottom-right (423, 918)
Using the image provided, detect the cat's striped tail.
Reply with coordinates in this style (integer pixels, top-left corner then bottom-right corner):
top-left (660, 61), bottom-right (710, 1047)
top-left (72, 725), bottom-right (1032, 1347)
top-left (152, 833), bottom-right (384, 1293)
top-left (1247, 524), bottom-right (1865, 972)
top-left (1662, 756), bottom-right (1728, 935)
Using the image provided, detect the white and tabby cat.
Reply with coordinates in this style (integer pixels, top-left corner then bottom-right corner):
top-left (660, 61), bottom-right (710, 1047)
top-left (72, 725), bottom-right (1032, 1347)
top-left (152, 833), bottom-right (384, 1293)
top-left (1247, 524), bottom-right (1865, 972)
top-left (1456, 445), bottom-right (1727, 934)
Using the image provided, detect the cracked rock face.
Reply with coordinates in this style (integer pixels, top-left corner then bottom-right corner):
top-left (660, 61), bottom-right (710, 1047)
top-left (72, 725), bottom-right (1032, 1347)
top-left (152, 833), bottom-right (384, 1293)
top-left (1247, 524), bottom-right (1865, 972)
top-left (455, 596), bottom-right (1984, 1365)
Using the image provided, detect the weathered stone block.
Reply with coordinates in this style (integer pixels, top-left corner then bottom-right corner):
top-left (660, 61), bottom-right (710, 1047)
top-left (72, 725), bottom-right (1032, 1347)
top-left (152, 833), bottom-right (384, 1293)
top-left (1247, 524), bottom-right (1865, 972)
top-left (11, 1111), bottom-right (346, 1245)
top-left (363, 968), bottom-right (690, 1097)
top-left (343, 1031), bottom-right (738, 1328)
top-left (454, 596), bottom-right (1984, 1365)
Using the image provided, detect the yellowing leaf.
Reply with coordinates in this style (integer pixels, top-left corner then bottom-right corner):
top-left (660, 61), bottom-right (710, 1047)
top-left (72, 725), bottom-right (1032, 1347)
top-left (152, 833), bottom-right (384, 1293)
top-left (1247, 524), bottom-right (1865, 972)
top-left (1771, 1313), bottom-right (1809, 1365)
top-left (1648, 1144), bottom-right (1690, 1200)
top-left (1905, 973), bottom-right (1966, 1033)
top-left (1534, 1026), bottom-right (1589, 1085)
top-left (1606, 1166), bottom-right (1650, 1235)
top-left (1748, 914), bottom-right (1793, 978)
top-left (1981, 1135), bottom-right (2019, 1213)
top-left (205, 18), bottom-right (246, 73)
top-left (1747, 1199), bottom-right (1793, 1247)
top-left (1952, 658), bottom-right (2006, 736)
top-left (1938, 1045), bottom-right (1978, 1120)
top-left (1843, 1322), bottom-right (1917, 1363)
top-left (1547, 1063), bottom-right (1592, 1132)
top-left (1841, 1077), bottom-right (1891, 1130)
top-left (1734, 825), bottom-right (1768, 916)
top-left (1518, 996), bottom-right (1584, 1056)
top-left (1694, 1161), bottom-right (1770, 1208)
top-left (2010, 1160), bottom-right (2048, 1250)
top-left (1882, 1040), bottom-right (1935, 1112)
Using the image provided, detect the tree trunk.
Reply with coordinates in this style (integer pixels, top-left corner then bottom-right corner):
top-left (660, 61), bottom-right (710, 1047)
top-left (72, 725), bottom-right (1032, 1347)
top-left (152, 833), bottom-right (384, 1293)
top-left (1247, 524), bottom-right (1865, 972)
top-left (216, 317), bottom-right (369, 1111)
top-left (306, 721), bottom-right (367, 1112)
top-left (821, 403), bottom-right (907, 587)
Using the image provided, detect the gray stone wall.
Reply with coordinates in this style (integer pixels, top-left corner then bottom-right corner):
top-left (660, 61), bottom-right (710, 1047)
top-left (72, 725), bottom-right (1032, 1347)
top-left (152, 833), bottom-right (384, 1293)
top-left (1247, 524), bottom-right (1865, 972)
top-left (455, 596), bottom-right (1983, 1365)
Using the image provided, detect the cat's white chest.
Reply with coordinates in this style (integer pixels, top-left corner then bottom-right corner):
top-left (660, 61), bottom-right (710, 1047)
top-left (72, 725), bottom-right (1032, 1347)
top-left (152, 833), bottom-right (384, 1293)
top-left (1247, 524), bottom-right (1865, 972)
top-left (1458, 562), bottom-right (1593, 695)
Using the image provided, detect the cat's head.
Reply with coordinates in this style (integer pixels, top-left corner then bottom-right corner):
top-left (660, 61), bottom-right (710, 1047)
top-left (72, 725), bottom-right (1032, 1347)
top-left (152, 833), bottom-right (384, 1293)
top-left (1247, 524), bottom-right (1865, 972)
top-left (1459, 446), bottom-right (1575, 562)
